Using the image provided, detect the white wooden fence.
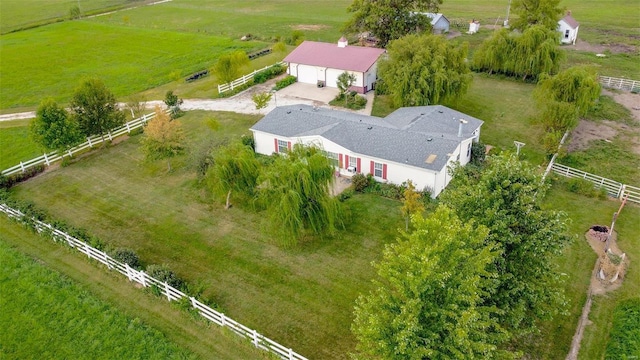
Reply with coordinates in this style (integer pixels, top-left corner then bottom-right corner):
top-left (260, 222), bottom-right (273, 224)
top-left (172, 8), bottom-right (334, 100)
top-left (551, 163), bottom-right (640, 205)
top-left (1, 110), bottom-right (169, 177)
top-left (0, 203), bottom-right (308, 360)
top-left (598, 76), bottom-right (640, 92)
top-left (217, 62), bottom-right (286, 94)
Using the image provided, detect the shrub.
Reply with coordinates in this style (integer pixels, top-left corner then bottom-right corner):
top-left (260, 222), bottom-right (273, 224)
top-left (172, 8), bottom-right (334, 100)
top-left (338, 188), bottom-right (354, 202)
top-left (351, 173), bottom-right (368, 192)
top-left (274, 75), bottom-right (296, 90)
top-left (0, 165), bottom-right (45, 190)
top-left (566, 178), bottom-right (608, 199)
top-left (217, 81), bottom-right (253, 98)
top-left (253, 64), bottom-right (286, 84)
top-left (241, 134), bottom-right (255, 151)
top-left (470, 141), bottom-right (486, 165)
top-left (146, 264), bottom-right (185, 290)
top-left (110, 248), bottom-right (141, 269)
top-left (374, 79), bottom-right (388, 95)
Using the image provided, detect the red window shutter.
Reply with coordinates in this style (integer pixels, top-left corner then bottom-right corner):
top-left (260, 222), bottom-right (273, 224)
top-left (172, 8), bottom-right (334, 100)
top-left (383, 164), bottom-right (387, 180)
top-left (274, 138), bottom-right (278, 153)
top-left (287, 141), bottom-right (292, 151)
top-left (344, 155), bottom-right (349, 169)
top-left (357, 158), bottom-right (361, 173)
top-left (370, 161), bottom-right (374, 175)
top-left (339, 154), bottom-right (343, 168)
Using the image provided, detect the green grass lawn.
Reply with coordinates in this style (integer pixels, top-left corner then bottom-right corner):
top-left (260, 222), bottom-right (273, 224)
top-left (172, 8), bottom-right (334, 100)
top-left (0, 0), bottom-right (136, 34)
top-left (0, 21), bottom-right (258, 109)
top-left (0, 215), bottom-right (272, 360)
top-left (8, 110), bottom-right (404, 359)
top-left (0, 238), bottom-right (198, 359)
top-left (0, 118), bottom-right (41, 170)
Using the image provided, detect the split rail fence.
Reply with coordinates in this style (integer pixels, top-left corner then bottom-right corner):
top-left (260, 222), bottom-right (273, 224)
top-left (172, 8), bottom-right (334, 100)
top-left (1, 110), bottom-right (169, 177)
top-left (217, 61), bottom-right (286, 94)
top-left (0, 203), bottom-right (308, 360)
top-left (598, 76), bottom-right (640, 92)
top-left (551, 163), bottom-right (640, 205)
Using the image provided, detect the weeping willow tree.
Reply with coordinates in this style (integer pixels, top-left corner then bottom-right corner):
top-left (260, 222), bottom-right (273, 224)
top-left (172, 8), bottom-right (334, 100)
top-left (378, 33), bottom-right (472, 107)
top-left (533, 66), bottom-right (601, 154)
top-left (207, 141), bottom-right (260, 209)
top-left (259, 144), bottom-right (344, 246)
top-left (473, 25), bottom-right (563, 82)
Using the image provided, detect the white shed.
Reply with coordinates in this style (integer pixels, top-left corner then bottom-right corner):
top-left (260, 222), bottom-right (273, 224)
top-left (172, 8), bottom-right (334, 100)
top-left (283, 39), bottom-right (385, 93)
top-left (250, 104), bottom-right (484, 197)
top-left (425, 13), bottom-right (450, 33)
top-left (558, 11), bottom-right (579, 45)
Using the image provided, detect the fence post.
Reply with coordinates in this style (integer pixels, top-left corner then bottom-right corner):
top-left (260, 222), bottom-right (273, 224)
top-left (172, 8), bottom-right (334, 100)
top-left (619, 184), bottom-right (626, 200)
top-left (84, 243), bottom-right (91, 258)
top-left (190, 296), bottom-right (197, 308)
top-left (108, 131), bottom-right (113, 141)
top-left (20, 161), bottom-right (25, 173)
top-left (165, 282), bottom-right (171, 301)
top-left (289, 348), bottom-right (294, 360)
top-left (44, 153), bottom-right (50, 166)
top-left (68, 149), bottom-right (73, 158)
top-left (220, 313), bottom-right (226, 327)
top-left (252, 329), bottom-right (259, 347)
top-left (140, 271), bottom-right (147, 287)
top-left (125, 263), bottom-right (133, 281)
top-left (126, 122), bottom-right (131, 133)
top-left (88, 137), bottom-right (92, 148)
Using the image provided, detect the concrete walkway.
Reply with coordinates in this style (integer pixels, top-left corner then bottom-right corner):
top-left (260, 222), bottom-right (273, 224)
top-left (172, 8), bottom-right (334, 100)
top-left (0, 80), bottom-right (376, 121)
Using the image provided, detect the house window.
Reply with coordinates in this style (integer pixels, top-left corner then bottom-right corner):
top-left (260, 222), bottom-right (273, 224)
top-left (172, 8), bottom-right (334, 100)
top-left (323, 151), bottom-right (339, 167)
top-left (349, 156), bottom-right (358, 171)
top-left (467, 143), bottom-right (471, 158)
top-left (277, 139), bottom-right (288, 153)
top-left (374, 162), bottom-right (383, 177)
top-left (565, 30), bottom-right (570, 39)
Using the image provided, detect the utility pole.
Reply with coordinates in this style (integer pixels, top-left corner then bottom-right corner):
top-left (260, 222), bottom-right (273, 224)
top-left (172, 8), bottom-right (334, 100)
top-left (504, 0), bottom-right (512, 27)
top-left (605, 195), bottom-right (628, 252)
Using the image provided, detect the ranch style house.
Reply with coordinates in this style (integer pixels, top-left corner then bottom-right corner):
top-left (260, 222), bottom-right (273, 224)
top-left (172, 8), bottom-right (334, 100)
top-left (283, 38), bottom-right (385, 93)
top-left (250, 104), bottom-right (483, 197)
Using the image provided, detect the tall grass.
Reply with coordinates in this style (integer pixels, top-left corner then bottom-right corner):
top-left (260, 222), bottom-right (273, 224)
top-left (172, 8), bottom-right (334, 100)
top-left (0, 239), bottom-right (197, 359)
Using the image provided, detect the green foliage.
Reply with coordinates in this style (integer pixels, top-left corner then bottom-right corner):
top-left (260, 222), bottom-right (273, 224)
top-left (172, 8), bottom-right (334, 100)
top-left (69, 5), bottom-right (81, 20)
top-left (440, 154), bottom-right (571, 341)
top-left (470, 141), bottom-right (487, 165)
top-left (0, 165), bottom-right (45, 190)
top-left (274, 75), bottom-right (297, 90)
top-left (259, 144), bottom-right (344, 246)
top-left (511, 0), bottom-right (564, 31)
top-left (352, 206), bottom-right (510, 359)
top-left (472, 26), bottom-right (564, 82)
top-left (351, 173), bottom-right (368, 192)
top-left (240, 134), bottom-right (255, 151)
top-left (343, 0), bottom-right (442, 47)
top-left (141, 107), bottom-right (185, 171)
top-left (125, 93), bottom-right (148, 119)
top-left (273, 41), bottom-right (287, 53)
top-left (253, 64), bottom-right (286, 84)
top-left (213, 51), bottom-right (250, 84)
top-left (164, 90), bottom-right (184, 118)
top-left (379, 34), bottom-right (472, 107)
top-left (30, 98), bottom-right (83, 152)
top-left (252, 92), bottom-right (273, 110)
top-left (110, 247), bottom-right (142, 269)
top-left (206, 141), bottom-right (260, 209)
top-left (336, 71), bottom-right (356, 96)
top-left (605, 298), bottom-right (640, 359)
top-left (285, 30), bottom-right (305, 45)
top-left (400, 180), bottom-right (424, 230)
top-left (587, 95), bottom-right (635, 125)
top-left (70, 78), bottom-right (126, 139)
top-left (330, 91), bottom-right (367, 110)
top-left (146, 264), bottom-right (185, 290)
top-left (564, 178), bottom-right (608, 199)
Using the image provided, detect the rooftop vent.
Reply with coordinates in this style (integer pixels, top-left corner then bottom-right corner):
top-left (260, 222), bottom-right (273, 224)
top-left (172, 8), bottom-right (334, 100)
top-left (367, 126), bottom-right (373, 130)
top-left (425, 154), bottom-right (437, 164)
top-left (338, 36), bottom-right (348, 48)
top-left (427, 137), bottom-right (433, 141)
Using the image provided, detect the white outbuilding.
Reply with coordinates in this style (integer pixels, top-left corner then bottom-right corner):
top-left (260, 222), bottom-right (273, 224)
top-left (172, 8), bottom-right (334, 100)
top-left (250, 104), bottom-right (484, 197)
top-left (558, 11), bottom-right (579, 45)
top-left (283, 39), bottom-right (385, 93)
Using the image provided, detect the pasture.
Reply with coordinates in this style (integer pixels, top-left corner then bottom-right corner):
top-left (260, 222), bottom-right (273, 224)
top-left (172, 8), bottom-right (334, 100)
top-left (0, 236), bottom-right (196, 359)
top-left (0, 119), bottom-right (41, 169)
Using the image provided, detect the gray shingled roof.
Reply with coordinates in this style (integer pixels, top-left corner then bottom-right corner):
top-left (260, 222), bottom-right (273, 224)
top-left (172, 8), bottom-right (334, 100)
top-left (250, 105), bottom-right (483, 172)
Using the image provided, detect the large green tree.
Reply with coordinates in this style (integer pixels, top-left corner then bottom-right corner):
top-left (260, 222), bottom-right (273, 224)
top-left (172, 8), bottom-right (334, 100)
top-left (30, 98), bottom-right (82, 152)
top-left (511, 0), bottom-right (564, 31)
top-left (213, 51), bottom-right (250, 84)
top-left (534, 66), bottom-right (601, 154)
top-left (440, 154), bottom-right (570, 339)
top-left (70, 78), bottom-right (125, 141)
top-left (379, 33), bottom-right (472, 107)
top-left (207, 141), bottom-right (260, 209)
top-left (343, 0), bottom-right (442, 47)
top-left (259, 144), bottom-right (343, 246)
top-left (352, 206), bottom-right (511, 359)
top-left (473, 26), bottom-right (564, 81)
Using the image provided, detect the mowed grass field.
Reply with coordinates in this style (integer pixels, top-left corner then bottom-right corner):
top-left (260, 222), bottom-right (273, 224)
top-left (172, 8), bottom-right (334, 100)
top-left (8, 110), bottom-right (404, 359)
top-left (0, 216), bottom-right (272, 360)
top-left (0, 119), bottom-right (41, 170)
top-left (0, 21), bottom-right (258, 109)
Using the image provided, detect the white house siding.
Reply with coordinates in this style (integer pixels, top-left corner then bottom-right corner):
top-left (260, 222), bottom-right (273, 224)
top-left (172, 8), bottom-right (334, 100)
top-left (432, 17), bottom-right (450, 33)
top-left (558, 21), bottom-right (578, 45)
top-left (289, 63), bottom-right (317, 84)
top-left (289, 63), bottom-right (371, 93)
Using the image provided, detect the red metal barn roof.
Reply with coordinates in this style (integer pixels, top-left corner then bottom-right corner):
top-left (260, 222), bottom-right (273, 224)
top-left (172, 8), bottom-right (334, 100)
top-left (284, 41), bottom-right (386, 73)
